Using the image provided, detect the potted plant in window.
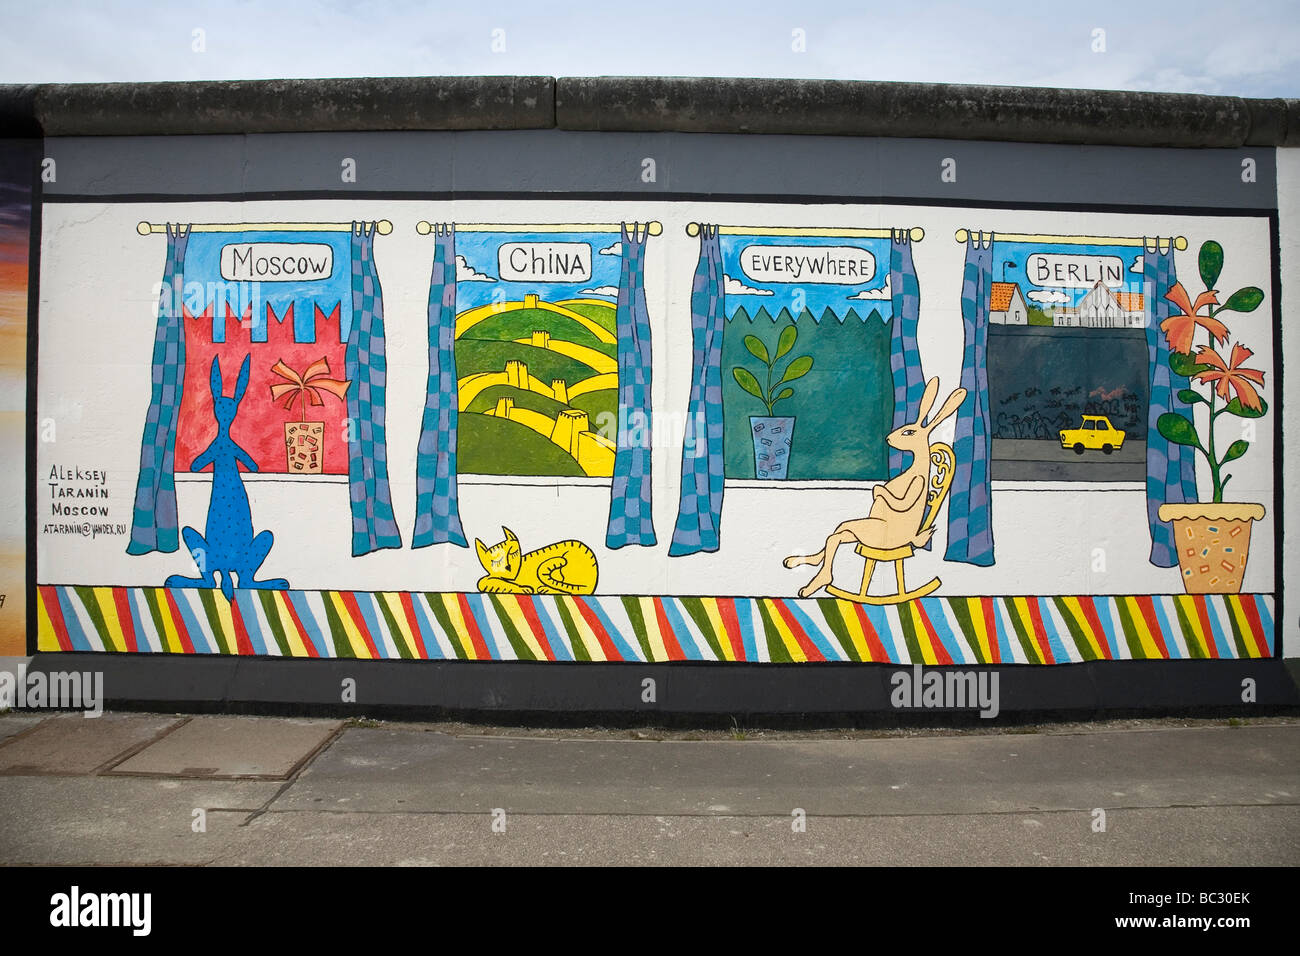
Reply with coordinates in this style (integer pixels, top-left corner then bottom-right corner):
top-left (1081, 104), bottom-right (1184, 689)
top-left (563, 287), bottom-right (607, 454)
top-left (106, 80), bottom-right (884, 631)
top-left (270, 357), bottom-right (351, 474)
top-left (1155, 240), bottom-right (1268, 594)
top-left (731, 324), bottom-right (813, 479)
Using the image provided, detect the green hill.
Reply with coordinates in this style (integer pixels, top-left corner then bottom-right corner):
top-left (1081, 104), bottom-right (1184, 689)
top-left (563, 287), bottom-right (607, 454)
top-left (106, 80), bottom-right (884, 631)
top-left (455, 340), bottom-right (594, 385)
top-left (464, 307), bottom-right (614, 354)
top-left (463, 384), bottom-right (570, 417)
top-left (568, 388), bottom-right (618, 431)
top-left (557, 299), bottom-right (618, 333)
top-left (458, 414), bottom-right (585, 476)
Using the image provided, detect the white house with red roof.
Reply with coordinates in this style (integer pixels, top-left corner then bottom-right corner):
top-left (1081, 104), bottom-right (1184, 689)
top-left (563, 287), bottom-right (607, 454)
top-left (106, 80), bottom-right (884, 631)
top-left (988, 281), bottom-right (1028, 324)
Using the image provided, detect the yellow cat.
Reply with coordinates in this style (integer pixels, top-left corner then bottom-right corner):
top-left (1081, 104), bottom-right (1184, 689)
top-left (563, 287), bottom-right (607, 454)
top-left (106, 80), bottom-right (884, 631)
top-left (474, 527), bottom-right (599, 595)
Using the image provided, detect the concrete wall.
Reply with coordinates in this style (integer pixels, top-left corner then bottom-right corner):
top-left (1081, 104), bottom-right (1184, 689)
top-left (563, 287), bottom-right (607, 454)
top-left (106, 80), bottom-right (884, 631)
top-left (2, 77), bottom-right (1297, 716)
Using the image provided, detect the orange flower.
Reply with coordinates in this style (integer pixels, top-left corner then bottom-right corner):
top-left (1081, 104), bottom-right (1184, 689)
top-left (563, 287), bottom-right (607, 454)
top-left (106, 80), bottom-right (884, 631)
top-left (1160, 282), bottom-right (1228, 354)
top-left (1192, 344), bottom-right (1266, 411)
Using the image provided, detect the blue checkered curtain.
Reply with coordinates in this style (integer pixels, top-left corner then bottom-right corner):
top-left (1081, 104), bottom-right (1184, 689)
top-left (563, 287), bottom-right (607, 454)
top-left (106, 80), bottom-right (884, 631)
top-left (945, 232), bottom-right (996, 566)
top-left (128, 224), bottom-right (190, 555)
top-left (1144, 240), bottom-right (1198, 567)
top-left (669, 225), bottom-right (725, 556)
top-left (346, 221), bottom-right (402, 556)
top-left (606, 223), bottom-right (657, 549)
top-left (412, 224), bottom-right (467, 549)
top-left (888, 229), bottom-right (926, 477)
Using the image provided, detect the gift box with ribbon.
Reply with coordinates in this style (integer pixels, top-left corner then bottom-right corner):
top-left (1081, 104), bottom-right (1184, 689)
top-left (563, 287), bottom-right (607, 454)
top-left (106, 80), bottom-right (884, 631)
top-left (269, 357), bottom-right (351, 474)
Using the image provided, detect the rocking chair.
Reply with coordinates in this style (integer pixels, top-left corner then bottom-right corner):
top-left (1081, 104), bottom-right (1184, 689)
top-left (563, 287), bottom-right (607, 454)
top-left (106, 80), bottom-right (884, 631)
top-left (825, 442), bottom-right (956, 605)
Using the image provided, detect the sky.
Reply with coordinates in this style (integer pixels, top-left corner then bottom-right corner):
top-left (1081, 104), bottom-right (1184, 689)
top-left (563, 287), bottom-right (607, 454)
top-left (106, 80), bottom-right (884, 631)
top-left (0, 0), bottom-right (1297, 96)
top-left (719, 234), bottom-right (892, 322)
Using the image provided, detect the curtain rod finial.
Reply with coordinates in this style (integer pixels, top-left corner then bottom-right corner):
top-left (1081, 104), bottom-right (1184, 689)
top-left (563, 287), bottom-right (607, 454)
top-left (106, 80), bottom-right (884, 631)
top-left (954, 228), bottom-right (970, 243)
top-left (910, 227), bottom-right (924, 242)
top-left (647, 221), bottom-right (662, 237)
top-left (416, 221), bottom-right (432, 235)
top-left (685, 222), bottom-right (701, 237)
top-left (136, 221), bottom-right (153, 236)
top-left (1174, 236), bottom-right (1188, 251)
top-left (376, 220), bottom-right (393, 236)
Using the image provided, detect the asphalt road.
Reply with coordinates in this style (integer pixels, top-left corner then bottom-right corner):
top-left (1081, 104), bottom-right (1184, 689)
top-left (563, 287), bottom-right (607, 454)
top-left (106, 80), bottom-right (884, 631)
top-left (0, 713), bottom-right (1295, 865)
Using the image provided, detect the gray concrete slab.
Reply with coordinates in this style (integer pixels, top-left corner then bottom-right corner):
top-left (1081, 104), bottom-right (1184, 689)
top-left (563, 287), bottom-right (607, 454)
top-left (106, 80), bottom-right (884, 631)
top-left (275, 725), bottom-right (1300, 817)
top-left (108, 717), bottom-right (342, 779)
top-left (207, 805), bottom-right (1300, 866)
top-left (0, 713), bottom-right (181, 775)
top-left (0, 714), bottom-right (44, 743)
top-left (0, 776), bottom-right (283, 865)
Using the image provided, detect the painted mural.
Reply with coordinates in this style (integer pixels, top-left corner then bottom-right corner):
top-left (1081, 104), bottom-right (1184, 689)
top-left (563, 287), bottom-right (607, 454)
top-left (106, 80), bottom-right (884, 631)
top-left (0, 142), bottom-right (33, 656)
top-left (29, 205), bottom-right (1279, 665)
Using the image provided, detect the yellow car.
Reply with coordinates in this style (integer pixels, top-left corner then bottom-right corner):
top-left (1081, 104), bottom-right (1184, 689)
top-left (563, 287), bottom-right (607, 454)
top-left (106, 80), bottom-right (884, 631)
top-left (1059, 415), bottom-right (1126, 455)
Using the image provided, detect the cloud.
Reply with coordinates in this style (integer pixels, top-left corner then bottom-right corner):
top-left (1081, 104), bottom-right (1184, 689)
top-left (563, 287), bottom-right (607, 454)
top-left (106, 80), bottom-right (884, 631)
top-left (724, 274), bottom-right (772, 297)
top-left (1027, 290), bottom-right (1070, 304)
top-left (456, 254), bottom-right (495, 282)
top-left (598, 242), bottom-right (621, 256)
top-left (846, 275), bottom-right (891, 300)
top-left (578, 285), bottom-right (619, 298)
top-left (1130, 255), bottom-right (1143, 273)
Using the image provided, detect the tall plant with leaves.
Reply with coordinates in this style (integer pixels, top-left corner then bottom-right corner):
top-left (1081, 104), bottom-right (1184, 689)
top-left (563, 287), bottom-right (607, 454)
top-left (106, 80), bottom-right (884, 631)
top-left (1156, 240), bottom-right (1267, 503)
top-left (731, 323), bottom-right (814, 416)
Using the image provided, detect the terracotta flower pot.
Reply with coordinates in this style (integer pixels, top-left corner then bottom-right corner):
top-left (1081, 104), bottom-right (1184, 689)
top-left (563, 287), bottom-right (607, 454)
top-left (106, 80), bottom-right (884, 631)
top-left (1157, 502), bottom-right (1265, 594)
top-left (285, 421), bottom-right (325, 474)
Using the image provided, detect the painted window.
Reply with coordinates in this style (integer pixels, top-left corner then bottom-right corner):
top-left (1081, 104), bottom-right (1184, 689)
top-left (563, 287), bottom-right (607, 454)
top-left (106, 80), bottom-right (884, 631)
top-left (453, 230), bottom-right (623, 478)
top-left (985, 240), bottom-right (1149, 482)
top-left (175, 231), bottom-right (353, 476)
top-left (718, 233), bottom-right (894, 481)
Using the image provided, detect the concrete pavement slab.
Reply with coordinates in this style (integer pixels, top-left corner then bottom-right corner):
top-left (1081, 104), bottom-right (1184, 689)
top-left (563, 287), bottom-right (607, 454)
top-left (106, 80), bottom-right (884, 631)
top-left (0, 714), bottom-right (44, 743)
top-left (0, 713), bottom-right (181, 775)
top-left (108, 716), bottom-right (342, 779)
top-left (208, 805), bottom-right (1300, 866)
top-left (0, 776), bottom-right (283, 865)
top-left (274, 725), bottom-right (1300, 817)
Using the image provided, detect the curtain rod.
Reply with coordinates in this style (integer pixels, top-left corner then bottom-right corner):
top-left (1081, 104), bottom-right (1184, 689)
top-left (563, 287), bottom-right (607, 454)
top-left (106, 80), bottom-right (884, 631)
top-left (685, 223), bottom-right (924, 240)
top-left (136, 221), bottom-right (393, 235)
top-left (416, 221), bottom-right (663, 235)
top-left (954, 229), bottom-right (1187, 250)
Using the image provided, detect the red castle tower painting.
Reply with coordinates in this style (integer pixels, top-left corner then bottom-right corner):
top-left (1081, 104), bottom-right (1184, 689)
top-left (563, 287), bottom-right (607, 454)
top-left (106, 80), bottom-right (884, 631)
top-left (176, 300), bottom-right (349, 475)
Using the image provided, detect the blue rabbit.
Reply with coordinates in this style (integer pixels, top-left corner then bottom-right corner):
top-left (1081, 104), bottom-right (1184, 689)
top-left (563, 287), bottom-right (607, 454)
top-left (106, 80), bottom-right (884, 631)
top-left (165, 354), bottom-right (289, 601)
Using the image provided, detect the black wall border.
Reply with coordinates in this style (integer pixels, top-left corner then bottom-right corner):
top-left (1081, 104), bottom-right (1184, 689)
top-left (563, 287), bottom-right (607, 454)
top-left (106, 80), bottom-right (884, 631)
top-left (21, 652), bottom-right (1300, 723)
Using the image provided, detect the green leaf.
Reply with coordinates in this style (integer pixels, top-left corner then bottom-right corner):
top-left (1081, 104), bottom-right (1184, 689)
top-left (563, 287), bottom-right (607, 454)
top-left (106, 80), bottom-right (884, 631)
top-left (1216, 286), bottom-right (1264, 314)
top-left (774, 324), bottom-right (797, 361)
top-left (1177, 388), bottom-right (1207, 406)
top-left (1220, 439), bottom-right (1249, 465)
top-left (771, 387), bottom-right (795, 407)
top-left (1221, 395), bottom-right (1268, 419)
top-left (1169, 351), bottom-right (1211, 378)
top-left (732, 367), bottom-right (764, 401)
top-left (1198, 240), bottom-right (1223, 290)
top-left (777, 355), bottom-right (814, 385)
top-left (1157, 412), bottom-right (1201, 448)
top-left (743, 335), bottom-right (770, 366)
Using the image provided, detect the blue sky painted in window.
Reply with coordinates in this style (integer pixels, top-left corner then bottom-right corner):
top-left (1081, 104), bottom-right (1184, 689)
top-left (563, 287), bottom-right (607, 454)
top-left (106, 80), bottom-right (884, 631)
top-left (992, 240), bottom-right (1149, 312)
top-left (182, 230), bottom-right (353, 343)
top-left (720, 234), bottom-right (892, 323)
top-left (452, 231), bottom-right (622, 311)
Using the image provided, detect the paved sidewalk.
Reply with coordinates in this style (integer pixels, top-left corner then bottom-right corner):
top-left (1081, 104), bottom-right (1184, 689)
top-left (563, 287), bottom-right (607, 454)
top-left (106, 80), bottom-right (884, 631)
top-left (0, 713), bottom-right (1295, 865)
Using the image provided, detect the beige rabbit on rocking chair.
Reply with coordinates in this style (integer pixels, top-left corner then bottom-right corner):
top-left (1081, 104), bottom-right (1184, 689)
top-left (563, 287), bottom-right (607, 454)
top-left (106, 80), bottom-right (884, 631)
top-left (784, 376), bottom-right (967, 600)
